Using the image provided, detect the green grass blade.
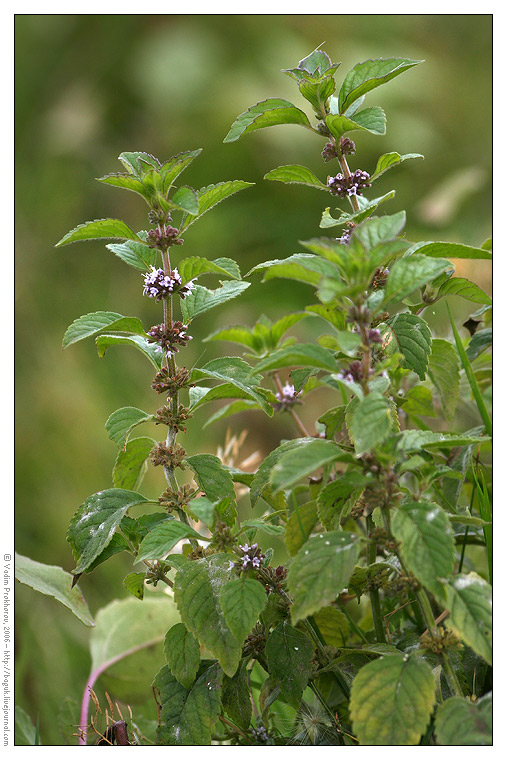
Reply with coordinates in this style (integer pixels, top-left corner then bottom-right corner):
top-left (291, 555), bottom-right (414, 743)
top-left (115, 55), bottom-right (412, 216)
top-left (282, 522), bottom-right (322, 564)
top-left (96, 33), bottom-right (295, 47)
top-left (447, 306), bottom-right (492, 438)
top-left (473, 466), bottom-right (492, 583)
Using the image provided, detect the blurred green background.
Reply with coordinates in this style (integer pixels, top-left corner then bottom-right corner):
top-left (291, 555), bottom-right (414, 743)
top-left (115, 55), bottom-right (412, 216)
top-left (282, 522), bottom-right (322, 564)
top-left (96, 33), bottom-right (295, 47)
top-left (15, 14), bottom-right (491, 744)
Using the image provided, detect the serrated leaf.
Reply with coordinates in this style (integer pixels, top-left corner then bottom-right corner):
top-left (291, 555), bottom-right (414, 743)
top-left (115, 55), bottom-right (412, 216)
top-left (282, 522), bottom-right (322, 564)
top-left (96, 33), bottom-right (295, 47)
top-left (385, 255), bottom-right (453, 302)
top-left (186, 453), bottom-right (235, 503)
top-left (220, 578), bottom-right (267, 643)
top-left (271, 439), bottom-right (350, 493)
top-left (320, 191), bottom-right (396, 228)
top-left (159, 148), bottom-right (203, 192)
top-left (347, 393), bottom-right (392, 455)
top-left (118, 151), bottom-right (161, 176)
top-left (154, 662), bottom-right (223, 745)
top-left (136, 521), bottom-right (205, 563)
top-left (250, 437), bottom-right (316, 507)
top-left (106, 406), bottom-right (153, 449)
top-left (62, 311), bottom-right (147, 349)
top-left (171, 184), bottom-right (199, 214)
top-left (264, 164), bottom-right (328, 190)
top-left (222, 661), bottom-right (252, 730)
top-left (112, 436), bottom-right (154, 490)
top-left (386, 312), bottom-right (432, 380)
top-left (85, 532), bottom-right (130, 573)
top-left (325, 108), bottom-right (386, 140)
top-left (339, 57), bottom-right (423, 113)
top-left (123, 571), bottom-right (145, 600)
top-left (396, 429), bottom-right (488, 453)
top-left (14, 552), bottom-right (94, 626)
top-left (255, 342), bottom-right (338, 373)
top-left (352, 211), bottom-right (406, 251)
top-left (391, 501), bottom-right (455, 602)
top-left (106, 239), bottom-right (157, 271)
top-left (466, 328), bottom-right (492, 361)
top-left (405, 241), bottom-right (492, 260)
top-left (174, 554), bottom-right (242, 676)
top-left (370, 152), bottom-right (424, 181)
top-left (67, 488), bottom-right (148, 574)
top-left (285, 501), bottom-right (319, 556)
top-left (444, 573), bottom-right (492, 665)
top-left (177, 256), bottom-right (241, 284)
top-left (56, 218), bottom-right (142, 246)
top-left (287, 531), bottom-right (360, 624)
top-left (95, 333), bottom-right (163, 369)
top-left (163, 623), bottom-right (200, 689)
top-left (180, 180), bottom-right (254, 232)
top-left (265, 621), bottom-right (314, 707)
top-left (191, 356), bottom-right (273, 416)
top-left (181, 281), bottom-right (250, 322)
top-left (240, 518), bottom-right (285, 537)
top-left (97, 171), bottom-right (148, 198)
top-left (317, 474), bottom-right (367, 530)
top-left (438, 276), bottom-right (491, 304)
top-left (428, 338), bottom-right (460, 421)
top-left (249, 253), bottom-right (338, 286)
top-left (434, 694), bottom-right (492, 745)
top-left (224, 98), bottom-right (312, 143)
top-left (401, 385), bottom-right (436, 417)
top-left (350, 653), bottom-right (435, 745)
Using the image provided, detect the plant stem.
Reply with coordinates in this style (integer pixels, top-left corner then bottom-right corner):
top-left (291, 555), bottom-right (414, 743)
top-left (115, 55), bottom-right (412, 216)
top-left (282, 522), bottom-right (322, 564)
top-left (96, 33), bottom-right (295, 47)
top-left (272, 371), bottom-right (311, 437)
top-left (366, 515), bottom-right (386, 643)
top-left (336, 150), bottom-right (360, 213)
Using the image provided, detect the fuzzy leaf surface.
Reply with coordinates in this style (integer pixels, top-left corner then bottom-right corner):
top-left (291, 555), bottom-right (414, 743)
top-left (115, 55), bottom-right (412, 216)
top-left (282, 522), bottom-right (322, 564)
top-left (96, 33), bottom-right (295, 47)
top-left (186, 453), bottom-right (235, 503)
top-left (56, 218), bottom-right (141, 246)
top-left (406, 241), bottom-right (492, 260)
top-left (112, 436), bottom-right (154, 490)
top-left (391, 501), bottom-right (455, 601)
top-left (385, 255), bottom-right (453, 302)
top-left (347, 392), bottom-right (392, 455)
top-left (14, 552), bottom-right (94, 626)
top-left (338, 57), bottom-right (423, 113)
top-left (62, 311), bottom-right (146, 349)
top-left (285, 501), bottom-right (319, 556)
top-left (386, 312), bottom-right (432, 380)
top-left (350, 653), bottom-right (435, 745)
top-left (106, 406), bottom-right (153, 449)
top-left (434, 694), bottom-right (492, 745)
top-left (220, 578), bottom-right (267, 643)
top-left (444, 573), bottom-right (492, 665)
top-left (438, 277), bottom-right (492, 304)
top-left (181, 281), bottom-right (250, 322)
top-left (95, 333), bottom-right (163, 369)
top-left (254, 342), bottom-right (338, 373)
top-left (264, 164), bottom-right (328, 190)
top-left (270, 438), bottom-right (351, 493)
top-left (428, 338), bottom-right (460, 420)
top-left (250, 437), bottom-right (317, 506)
top-left (137, 521), bottom-right (205, 563)
top-left (287, 531), bottom-right (360, 624)
top-left (222, 661), bottom-right (252, 730)
top-left (370, 151), bottom-right (424, 181)
top-left (164, 623), bottom-right (200, 689)
top-left (67, 489), bottom-right (147, 574)
top-left (223, 98), bottom-right (312, 142)
top-left (179, 180), bottom-right (254, 232)
top-left (177, 256), bottom-right (241, 283)
top-left (174, 554), bottom-right (242, 676)
top-left (265, 621), bottom-right (314, 707)
top-left (106, 240), bottom-right (157, 271)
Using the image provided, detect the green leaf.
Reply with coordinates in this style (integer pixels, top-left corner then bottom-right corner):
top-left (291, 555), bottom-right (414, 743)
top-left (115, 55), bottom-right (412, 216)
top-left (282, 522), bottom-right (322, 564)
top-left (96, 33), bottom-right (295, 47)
top-left (174, 554), bottom-right (242, 676)
top-left (177, 256), bottom-right (241, 283)
top-left (159, 148), bottom-right (203, 192)
top-left (203, 400), bottom-right (261, 428)
top-left (186, 453), bottom-right (235, 503)
top-left (287, 531), bottom-right (360, 625)
top-left (313, 606), bottom-right (350, 646)
top-left (85, 532), bottom-right (130, 573)
top-left (353, 211), bottom-right (406, 250)
top-left (56, 218), bottom-right (142, 246)
top-left (428, 338), bottom-right (460, 420)
top-left (123, 571), bottom-right (146, 600)
top-left (95, 333), bottom-right (163, 369)
top-left (250, 437), bottom-right (316, 507)
top-left (118, 151), bottom-right (161, 176)
top-left (91, 597), bottom-right (178, 704)
top-left (264, 164), bottom-right (328, 190)
top-left (106, 239), bottom-right (157, 271)
top-left (222, 661), bottom-right (252, 730)
top-left (385, 255), bottom-right (453, 302)
top-left (254, 343), bottom-right (338, 373)
top-left (191, 356), bottom-right (273, 416)
top-left (97, 171), bottom-right (148, 198)
top-left (181, 281), bottom-right (250, 322)
top-left (350, 653), bottom-right (435, 745)
top-left (444, 573), bottom-right (492, 665)
top-left (224, 98), bottom-right (312, 143)
top-left (347, 392), bottom-right (392, 456)
top-left (153, 662), bottom-right (223, 745)
top-left (406, 241), bottom-right (492, 261)
top-left (299, 75), bottom-right (336, 113)
top-left (15, 706), bottom-right (40, 746)
top-left (14, 552), bottom-right (94, 626)
top-left (386, 312), bottom-right (432, 380)
top-left (265, 621), bottom-right (314, 707)
top-left (137, 521), bottom-right (206, 563)
top-left (370, 152), bottom-right (424, 181)
top-left (325, 108), bottom-right (386, 140)
top-left (271, 438), bottom-right (351, 493)
top-left (163, 623), bottom-right (200, 689)
top-left (317, 474), bottom-right (367, 530)
top-left (240, 518), bottom-right (285, 537)
top-left (466, 328), bottom-right (492, 361)
top-left (180, 180), bottom-right (254, 232)
top-left (402, 385), bottom-right (436, 417)
top-left (171, 184), bottom-right (199, 214)
top-left (391, 501), bottom-right (455, 602)
top-left (339, 57), bottom-right (423, 113)
top-left (320, 191), bottom-right (396, 228)
top-left (434, 694), bottom-right (492, 745)
top-left (285, 501), bottom-right (319, 556)
top-left (67, 488), bottom-right (148, 574)
top-left (62, 311), bottom-right (146, 349)
top-left (396, 429), bottom-right (489, 453)
top-left (249, 253), bottom-right (338, 286)
top-left (220, 578), bottom-right (267, 642)
top-left (106, 406), bottom-right (153, 449)
top-left (112, 436), bottom-right (154, 490)
top-left (437, 277), bottom-right (491, 305)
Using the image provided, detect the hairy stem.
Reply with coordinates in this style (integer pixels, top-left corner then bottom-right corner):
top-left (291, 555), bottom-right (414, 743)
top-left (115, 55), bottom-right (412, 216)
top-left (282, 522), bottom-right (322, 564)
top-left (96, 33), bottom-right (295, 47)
top-left (366, 514), bottom-right (386, 643)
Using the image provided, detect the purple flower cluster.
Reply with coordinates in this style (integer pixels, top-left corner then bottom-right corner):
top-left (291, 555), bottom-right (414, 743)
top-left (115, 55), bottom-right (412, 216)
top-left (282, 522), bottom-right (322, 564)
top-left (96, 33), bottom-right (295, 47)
top-left (147, 321), bottom-right (192, 357)
top-left (143, 267), bottom-right (195, 302)
top-left (327, 169), bottom-right (371, 198)
top-left (239, 543), bottom-right (265, 570)
top-left (273, 382), bottom-right (301, 412)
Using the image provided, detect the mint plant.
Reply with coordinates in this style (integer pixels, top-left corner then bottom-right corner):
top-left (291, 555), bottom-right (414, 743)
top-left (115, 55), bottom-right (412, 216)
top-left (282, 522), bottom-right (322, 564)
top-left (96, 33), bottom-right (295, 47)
top-left (18, 47), bottom-right (491, 746)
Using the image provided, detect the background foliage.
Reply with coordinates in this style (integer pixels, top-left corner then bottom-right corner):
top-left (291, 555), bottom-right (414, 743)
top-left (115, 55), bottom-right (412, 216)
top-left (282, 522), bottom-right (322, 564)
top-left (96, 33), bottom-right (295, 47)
top-left (15, 14), bottom-right (491, 744)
